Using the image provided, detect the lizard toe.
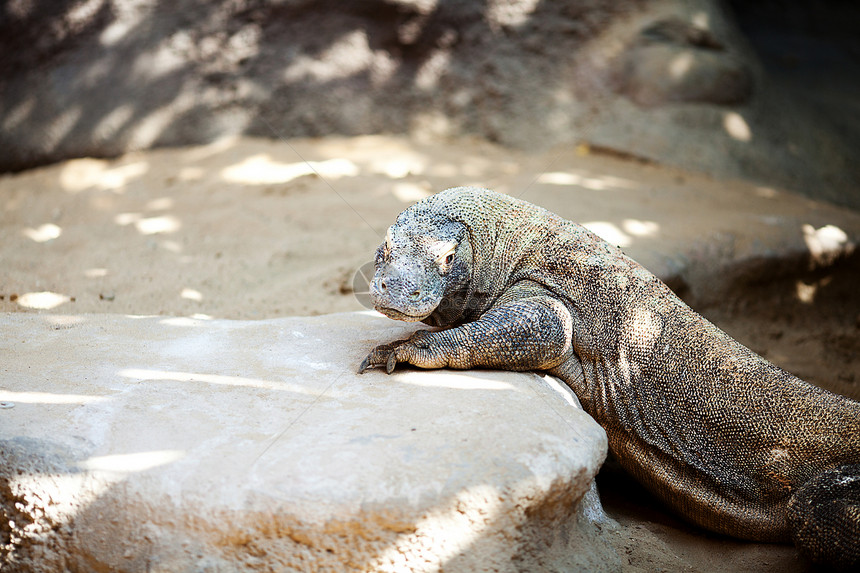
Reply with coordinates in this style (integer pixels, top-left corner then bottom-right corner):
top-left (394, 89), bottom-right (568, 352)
top-left (359, 340), bottom-right (406, 373)
top-left (386, 352), bottom-right (399, 374)
top-left (389, 342), bottom-right (419, 373)
top-left (361, 332), bottom-right (449, 374)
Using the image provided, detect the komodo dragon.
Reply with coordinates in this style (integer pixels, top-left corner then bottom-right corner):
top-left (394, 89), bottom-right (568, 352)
top-left (358, 186), bottom-right (860, 569)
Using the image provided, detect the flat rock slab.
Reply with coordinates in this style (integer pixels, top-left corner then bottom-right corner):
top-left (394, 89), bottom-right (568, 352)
top-left (0, 311), bottom-right (613, 572)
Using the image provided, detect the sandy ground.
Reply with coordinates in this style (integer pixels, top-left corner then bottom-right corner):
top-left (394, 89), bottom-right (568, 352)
top-left (2, 135), bottom-right (858, 572)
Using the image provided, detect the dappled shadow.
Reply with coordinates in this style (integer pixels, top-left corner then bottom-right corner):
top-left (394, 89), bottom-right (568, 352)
top-left (0, 134), bottom-right (533, 318)
top-left (3, 130), bottom-right (860, 325)
top-left (4, 1), bottom-right (860, 208)
top-left (0, 0), bottom-right (638, 173)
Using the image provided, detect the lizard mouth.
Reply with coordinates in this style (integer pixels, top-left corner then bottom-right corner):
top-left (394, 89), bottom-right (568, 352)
top-left (376, 306), bottom-right (434, 322)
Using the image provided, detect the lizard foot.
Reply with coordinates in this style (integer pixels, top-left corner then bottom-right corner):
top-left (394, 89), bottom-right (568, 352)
top-left (788, 463), bottom-right (860, 569)
top-left (358, 330), bottom-right (437, 374)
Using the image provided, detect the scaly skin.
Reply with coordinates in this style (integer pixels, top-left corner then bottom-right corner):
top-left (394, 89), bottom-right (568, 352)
top-left (359, 187), bottom-right (860, 569)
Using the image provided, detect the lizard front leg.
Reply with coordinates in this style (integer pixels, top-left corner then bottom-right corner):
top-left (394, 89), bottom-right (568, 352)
top-left (359, 295), bottom-right (573, 374)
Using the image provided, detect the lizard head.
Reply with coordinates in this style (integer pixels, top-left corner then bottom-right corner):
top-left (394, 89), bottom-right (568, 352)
top-left (369, 214), bottom-right (473, 327)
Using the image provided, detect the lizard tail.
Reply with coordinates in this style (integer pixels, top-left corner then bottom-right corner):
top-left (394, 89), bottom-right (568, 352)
top-left (787, 463), bottom-right (860, 570)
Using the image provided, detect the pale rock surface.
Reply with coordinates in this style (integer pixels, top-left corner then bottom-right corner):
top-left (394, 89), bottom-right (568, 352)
top-left (0, 311), bottom-right (616, 572)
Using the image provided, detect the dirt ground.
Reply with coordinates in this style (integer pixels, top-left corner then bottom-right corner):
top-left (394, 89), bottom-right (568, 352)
top-left (1, 135), bottom-right (858, 572)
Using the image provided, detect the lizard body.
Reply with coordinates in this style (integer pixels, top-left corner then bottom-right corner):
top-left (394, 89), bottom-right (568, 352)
top-left (359, 187), bottom-right (860, 569)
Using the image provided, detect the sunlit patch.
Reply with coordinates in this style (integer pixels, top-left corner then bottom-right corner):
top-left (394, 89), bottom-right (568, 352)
top-left (84, 267), bottom-right (109, 278)
top-left (60, 159), bottom-right (148, 193)
top-left (134, 106), bottom-right (183, 147)
top-left (160, 317), bottom-right (206, 327)
top-left (582, 221), bottom-right (631, 247)
top-left (367, 483), bottom-right (501, 571)
top-left (627, 308), bottom-right (662, 353)
top-left (178, 166), bottom-right (205, 181)
top-left (22, 223), bottom-right (62, 243)
top-left (0, 390), bottom-right (107, 405)
top-left (767, 447), bottom-right (789, 463)
top-left (113, 213), bottom-right (182, 236)
top-left (114, 212), bottom-right (141, 226)
top-left (15, 291), bottom-right (71, 310)
top-left (392, 182), bottom-right (432, 202)
top-left (184, 135), bottom-right (240, 162)
top-left (79, 450), bottom-right (185, 473)
top-left (669, 52), bottom-right (694, 78)
top-left (622, 219), bottom-right (659, 237)
top-left (372, 157), bottom-right (425, 179)
top-left (146, 197), bottom-right (175, 210)
top-left (802, 223), bottom-right (853, 266)
top-left (795, 281), bottom-right (817, 304)
top-left (415, 50), bottom-right (451, 90)
top-left (795, 275), bottom-right (831, 305)
top-left (487, 0), bottom-right (540, 26)
top-left (100, 17), bottom-right (134, 45)
top-left (398, 371), bottom-right (515, 391)
top-left (410, 110), bottom-right (456, 140)
top-left (118, 368), bottom-right (322, 395)
top-left (4, 98), bottom-right (34, 130)
top-left (11, 473), bottom-right (108, 533)
top-left (356, 309), bottom-right (386, 318)
top-left (617, 308), bottom-right (662, 385)
top-left (136, 215), bottom-right (181, 235)
top-left (692, 12), bottom-right (710, 29)
top-left (723, 111), bottom-right (752, 142)
top-left (102, 162), bottom-right (149, 189)
top-left (61, 158), bottom-right (108, 192)
top-left (541, 376), bottom-right (582, 409)
top-left (283, 29), bottom-right (373, 83)
top-left (537, 171), bottom-right (639, 191)
top-left (754, 186), bottom-right (778, 198)
top-left (221, 154), bottom-right (359, 184)
top-left (46, 314), bottom-right (85, 329)
top-left (181, 288), bottom-right (203, 301)
top-left (93, 104), bottom-right (134, 138)
top-left (48, 107), bottom-right (82, 147)
top-left (370, 49), bottom-right (398, 84)
top-left (160, 240), bottom-right (182, 253)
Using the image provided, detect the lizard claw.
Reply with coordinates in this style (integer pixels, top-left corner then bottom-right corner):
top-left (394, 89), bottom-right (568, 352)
top-left (358, 339), bottom-right (406, 374)
top-left (357, 349), bottom-right (401, 375)
top-left (358, 331), bottom-right (439, 374)
top-left (358, 356), bottom-right (371, 374)
top-left (386, 352), bottom-right (398, 374)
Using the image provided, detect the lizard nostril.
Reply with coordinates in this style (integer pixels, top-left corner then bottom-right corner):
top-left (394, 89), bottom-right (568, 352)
top-left (380, 280), bottom-right (387, 291)
top-left (410, 290), bottom-right (421, 300)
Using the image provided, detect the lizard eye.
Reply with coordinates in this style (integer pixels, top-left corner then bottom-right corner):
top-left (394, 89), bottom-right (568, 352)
top-left (436, 242), bottom-right (457, 268)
